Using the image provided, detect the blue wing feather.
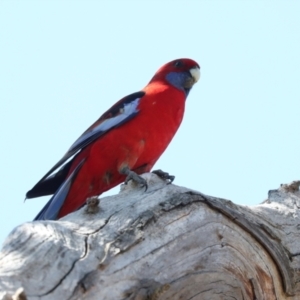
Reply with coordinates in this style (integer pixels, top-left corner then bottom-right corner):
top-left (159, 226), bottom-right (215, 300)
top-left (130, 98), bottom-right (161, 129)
top-left (26, 91), bottom-right (145, 200)
top-left (34, 159), bottom-right (85, 220)
top-left (68, 94), bottom-right (142, 153)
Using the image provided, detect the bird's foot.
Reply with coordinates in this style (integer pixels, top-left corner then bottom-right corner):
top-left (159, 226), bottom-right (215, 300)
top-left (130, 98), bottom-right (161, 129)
top-left (121, 167), bottom-right (148, 191)
top-left (152, 169), bottom-right (175, 184)
top-left (85, 197), bottom-right (100, 214)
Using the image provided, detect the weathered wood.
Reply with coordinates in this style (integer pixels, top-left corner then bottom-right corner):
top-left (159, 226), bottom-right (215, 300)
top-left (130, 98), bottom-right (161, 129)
top-left (0, 174), bottom-right (299, 300)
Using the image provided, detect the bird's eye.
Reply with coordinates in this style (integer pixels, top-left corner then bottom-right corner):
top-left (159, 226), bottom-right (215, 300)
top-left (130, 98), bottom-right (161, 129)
top-left (174, 60), bottom-right (183, 67)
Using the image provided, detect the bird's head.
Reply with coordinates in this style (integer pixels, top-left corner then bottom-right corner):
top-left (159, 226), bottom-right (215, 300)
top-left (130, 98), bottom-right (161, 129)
top-left (150, 58), bottom-right (200, 95)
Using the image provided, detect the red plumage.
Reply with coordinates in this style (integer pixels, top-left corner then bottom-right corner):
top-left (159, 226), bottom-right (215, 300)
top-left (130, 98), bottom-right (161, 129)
top-left (26, 58), bottom-right (200, 220)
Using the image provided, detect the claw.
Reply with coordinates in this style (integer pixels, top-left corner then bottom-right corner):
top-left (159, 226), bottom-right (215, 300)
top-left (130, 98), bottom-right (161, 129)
top-left (120, 167), bottom-right (148, 191)
top-left (85, 196), bottom-right (100, 214)
top-left (152, 169), bottom-right (175, 184)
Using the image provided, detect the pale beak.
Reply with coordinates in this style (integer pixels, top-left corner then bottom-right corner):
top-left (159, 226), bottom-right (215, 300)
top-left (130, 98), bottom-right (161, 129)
top-left (189, 67), bottom-right (200, 83)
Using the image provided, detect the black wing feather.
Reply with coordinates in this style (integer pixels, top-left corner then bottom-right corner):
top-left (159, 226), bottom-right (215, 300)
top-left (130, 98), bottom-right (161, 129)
top-left (26, 91), bottom-right (145, 199)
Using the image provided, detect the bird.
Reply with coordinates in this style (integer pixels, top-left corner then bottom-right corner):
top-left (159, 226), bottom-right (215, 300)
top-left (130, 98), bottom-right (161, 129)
top-left (26, 58), bottom-right (200, 220)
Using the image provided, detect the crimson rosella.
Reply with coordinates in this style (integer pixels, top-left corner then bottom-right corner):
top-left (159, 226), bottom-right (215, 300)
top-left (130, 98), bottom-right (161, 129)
top-left (26, 58), bottom-right (200, 220)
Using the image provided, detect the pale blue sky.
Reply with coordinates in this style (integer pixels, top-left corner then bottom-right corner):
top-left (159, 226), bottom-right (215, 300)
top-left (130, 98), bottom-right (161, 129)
top-left (1, 0), bottom-right (300, 246)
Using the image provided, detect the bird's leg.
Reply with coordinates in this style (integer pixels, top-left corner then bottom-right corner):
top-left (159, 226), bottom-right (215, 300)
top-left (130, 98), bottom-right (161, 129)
top-left (120, 166), bottom-right (148, 191)
top-left (152, 169), bottom-right (175, 184)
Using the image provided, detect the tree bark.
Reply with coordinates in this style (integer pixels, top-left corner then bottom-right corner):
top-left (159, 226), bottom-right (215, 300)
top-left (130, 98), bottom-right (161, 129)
top-left (0, 174), bottom-right (299, 300)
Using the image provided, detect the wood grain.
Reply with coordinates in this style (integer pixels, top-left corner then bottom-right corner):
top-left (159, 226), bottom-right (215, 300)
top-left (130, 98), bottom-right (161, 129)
top-left (0, 175), bottom-right (299, 300)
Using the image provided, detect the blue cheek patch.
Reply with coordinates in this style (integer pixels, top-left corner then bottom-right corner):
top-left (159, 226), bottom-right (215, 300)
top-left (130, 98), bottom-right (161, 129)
top-left (166, 72), bottom-right (191, 97)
